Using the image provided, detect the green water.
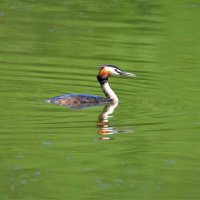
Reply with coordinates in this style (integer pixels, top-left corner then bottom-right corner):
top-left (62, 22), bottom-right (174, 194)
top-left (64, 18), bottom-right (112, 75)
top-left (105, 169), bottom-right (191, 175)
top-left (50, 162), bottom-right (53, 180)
top-left (0, 1), bottom-right (200, 199)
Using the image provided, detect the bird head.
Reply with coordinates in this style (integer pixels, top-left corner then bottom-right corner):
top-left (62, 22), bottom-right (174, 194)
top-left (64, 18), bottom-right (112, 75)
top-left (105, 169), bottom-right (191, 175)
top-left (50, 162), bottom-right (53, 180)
top-left (98, 64), bottom-right (136, 78)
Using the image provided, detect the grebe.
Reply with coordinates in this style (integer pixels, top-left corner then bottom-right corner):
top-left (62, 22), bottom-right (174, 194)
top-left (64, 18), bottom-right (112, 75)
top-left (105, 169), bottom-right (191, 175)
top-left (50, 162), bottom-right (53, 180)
top-left (47, 64), bottom-right (135, 108)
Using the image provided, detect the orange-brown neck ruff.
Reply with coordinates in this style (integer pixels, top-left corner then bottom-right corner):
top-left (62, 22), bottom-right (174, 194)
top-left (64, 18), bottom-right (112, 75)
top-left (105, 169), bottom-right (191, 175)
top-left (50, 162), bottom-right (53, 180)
top-left (99, 68), bottom-right (111, 77)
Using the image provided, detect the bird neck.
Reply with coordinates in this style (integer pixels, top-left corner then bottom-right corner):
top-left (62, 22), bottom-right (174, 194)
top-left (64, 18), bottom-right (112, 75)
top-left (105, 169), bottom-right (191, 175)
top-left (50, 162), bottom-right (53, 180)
top-left (97, 75), bottom-right (119, 103)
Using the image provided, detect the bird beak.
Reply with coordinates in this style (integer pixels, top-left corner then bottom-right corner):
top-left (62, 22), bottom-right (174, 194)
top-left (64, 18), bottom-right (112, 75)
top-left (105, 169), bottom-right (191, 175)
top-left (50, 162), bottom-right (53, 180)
top-left (119, 71), bottom-right (136, 77)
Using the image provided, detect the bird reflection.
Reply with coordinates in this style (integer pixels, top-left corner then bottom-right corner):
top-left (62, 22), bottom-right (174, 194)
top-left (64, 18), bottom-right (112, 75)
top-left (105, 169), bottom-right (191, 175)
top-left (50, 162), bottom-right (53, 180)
top-left (97, 102), bottom-right (118, 140)
top-left (47, 100), bottom-right (131, 140)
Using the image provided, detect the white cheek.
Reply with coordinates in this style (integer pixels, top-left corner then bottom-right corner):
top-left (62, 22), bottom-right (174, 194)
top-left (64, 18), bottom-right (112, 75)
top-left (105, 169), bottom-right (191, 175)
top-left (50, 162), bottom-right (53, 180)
top-left (109, 67), bottom-right (119, 75)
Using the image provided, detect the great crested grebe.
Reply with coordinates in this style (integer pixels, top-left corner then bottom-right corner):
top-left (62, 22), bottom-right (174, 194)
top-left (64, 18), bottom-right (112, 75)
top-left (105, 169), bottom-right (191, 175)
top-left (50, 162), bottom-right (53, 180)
top-left (47, 64), bottom-right (135, 108)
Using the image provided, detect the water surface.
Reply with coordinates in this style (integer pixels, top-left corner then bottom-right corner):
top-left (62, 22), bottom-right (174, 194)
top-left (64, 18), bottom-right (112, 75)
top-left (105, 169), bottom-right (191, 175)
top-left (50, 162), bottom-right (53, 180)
top-left (0, 1), bottom-right (200, 199)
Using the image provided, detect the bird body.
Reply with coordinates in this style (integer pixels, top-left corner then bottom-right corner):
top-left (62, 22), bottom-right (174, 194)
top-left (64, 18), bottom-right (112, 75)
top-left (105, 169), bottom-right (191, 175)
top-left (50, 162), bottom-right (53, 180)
top-left (47, 65), bottom-right (135, 108)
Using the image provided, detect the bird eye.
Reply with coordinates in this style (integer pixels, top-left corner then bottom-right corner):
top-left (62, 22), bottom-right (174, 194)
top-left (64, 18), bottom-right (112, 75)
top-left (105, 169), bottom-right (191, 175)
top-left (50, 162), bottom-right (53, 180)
top-left (115, 69), bottom-right (120, 74)
top-left (115, 69), bottom-right (122, 75)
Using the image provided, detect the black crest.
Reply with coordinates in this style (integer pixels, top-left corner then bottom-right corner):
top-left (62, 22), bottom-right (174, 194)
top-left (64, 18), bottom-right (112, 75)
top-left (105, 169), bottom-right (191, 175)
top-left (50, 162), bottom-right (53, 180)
top-left (98, 64), bottom-right (120, 70)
